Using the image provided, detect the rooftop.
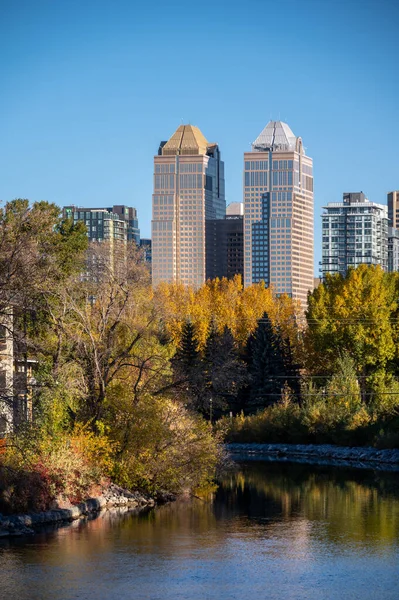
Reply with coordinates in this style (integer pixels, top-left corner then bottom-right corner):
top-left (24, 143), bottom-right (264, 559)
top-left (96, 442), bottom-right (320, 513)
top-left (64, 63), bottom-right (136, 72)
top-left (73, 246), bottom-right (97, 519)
top-left (162, 124), bottom-right (212, 156)
top-left (252, 120), bottom-right (300, 153)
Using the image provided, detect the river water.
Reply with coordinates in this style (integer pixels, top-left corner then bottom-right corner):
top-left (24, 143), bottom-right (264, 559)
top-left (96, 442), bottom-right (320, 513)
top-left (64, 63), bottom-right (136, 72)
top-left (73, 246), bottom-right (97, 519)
top-left (1, 461), bottom-right (398, 600)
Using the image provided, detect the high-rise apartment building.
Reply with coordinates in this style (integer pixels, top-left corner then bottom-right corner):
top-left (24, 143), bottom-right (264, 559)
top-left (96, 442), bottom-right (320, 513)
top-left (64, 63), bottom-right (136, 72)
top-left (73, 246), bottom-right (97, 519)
top-left (111, 205), bottom-right (140, 244)
top-left (152, 125), bottom-right (225, 287)
top-left (243, 121), bottom-right (314, 306)
top-left (206, 202), bottom-right (244, 281)
top-left (388, 191), bottom-right (399, 228)
top-left (321, 192), bottom-right (388, 279)
top-left (388, 227), bottom-right (399, 273)
top-left (63, 204), bottom-right (140, 279)
top-left (63, 205), bottom-right (140, 244)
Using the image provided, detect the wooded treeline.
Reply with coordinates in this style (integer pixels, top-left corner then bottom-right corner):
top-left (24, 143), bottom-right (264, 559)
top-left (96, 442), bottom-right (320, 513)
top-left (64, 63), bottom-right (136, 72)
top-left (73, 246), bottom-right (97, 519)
top-left (1, 200), bottom-right (399, 514)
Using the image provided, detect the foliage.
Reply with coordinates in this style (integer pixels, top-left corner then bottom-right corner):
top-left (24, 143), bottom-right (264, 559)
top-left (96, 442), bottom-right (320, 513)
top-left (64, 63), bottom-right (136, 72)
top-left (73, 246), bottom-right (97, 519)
top-left (246, 312), bottom-right (286, 412)
top-left (305, 265), bottom-right (398, 384)
top-left (0, 424), bottom-right (115, 514)
top-left (171, 321), bottom-right (247, 418)
top-left (156, 276), bottom-right (303, 354)
top-left (109, 394), bottom-right (222, 496)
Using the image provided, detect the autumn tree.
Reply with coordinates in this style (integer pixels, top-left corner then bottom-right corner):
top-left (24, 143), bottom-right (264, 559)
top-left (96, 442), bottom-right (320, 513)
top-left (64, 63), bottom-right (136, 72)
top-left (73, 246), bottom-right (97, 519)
top-left (306, 265), bottom-right (398, 401)
top-left (0, 199), bottom-right (88, 432)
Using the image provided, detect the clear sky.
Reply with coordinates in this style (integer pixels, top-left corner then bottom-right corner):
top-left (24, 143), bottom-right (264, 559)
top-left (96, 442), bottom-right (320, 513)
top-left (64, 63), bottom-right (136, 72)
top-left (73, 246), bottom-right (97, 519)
top-left (1, 0), bottom-right (398, 274)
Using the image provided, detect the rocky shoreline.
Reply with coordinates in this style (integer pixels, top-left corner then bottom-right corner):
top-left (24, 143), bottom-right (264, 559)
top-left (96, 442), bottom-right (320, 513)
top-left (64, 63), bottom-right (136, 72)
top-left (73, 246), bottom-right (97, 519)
top-left (227, 443), bottom-right (399, 471)
top-left (0, 484), bottom-right (155, 539)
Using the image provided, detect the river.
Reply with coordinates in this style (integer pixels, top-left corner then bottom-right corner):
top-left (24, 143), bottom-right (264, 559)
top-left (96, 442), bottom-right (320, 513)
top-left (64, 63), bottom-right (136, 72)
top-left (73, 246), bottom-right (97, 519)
top-left (1, 461), bottom-right (398, 599)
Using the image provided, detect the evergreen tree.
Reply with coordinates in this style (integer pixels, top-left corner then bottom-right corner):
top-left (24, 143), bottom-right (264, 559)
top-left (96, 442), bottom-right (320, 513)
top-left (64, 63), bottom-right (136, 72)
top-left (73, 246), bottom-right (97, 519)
top-left (278, 326), bottom-right (301, 400)
top-left (171, 320), bottom-right (203, 407)
top-left (247, 312), bottom-right (286, 412)
top-left (201, 324), bottom-right (247, 419)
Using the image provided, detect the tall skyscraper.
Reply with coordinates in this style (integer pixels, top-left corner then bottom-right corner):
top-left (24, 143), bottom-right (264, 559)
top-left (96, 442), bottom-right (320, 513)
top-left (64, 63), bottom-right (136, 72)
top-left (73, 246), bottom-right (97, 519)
top-left (387, 191), bottom-right (399, 228)
top-left (152, 125), bottom-right (225, 287)
top-left (321, 192), bottom-right (388, 279)
top-left (243, 121), bottom-right (314, 306)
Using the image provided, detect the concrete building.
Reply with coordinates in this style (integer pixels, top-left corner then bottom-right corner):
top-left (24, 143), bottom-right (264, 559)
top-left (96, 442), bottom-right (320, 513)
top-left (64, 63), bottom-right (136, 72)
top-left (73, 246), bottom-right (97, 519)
top-left (243, 121), bottom-right (314, 306)
top-left (387, 191), bottom-right (399, 228)
top-left (388, 227), bottom-right (399, 272)
top-left (0, 314), bottom-right (14, 435)
top-left (0, 312), bottom-right (36, 436)
top-left (63, 205), bottom-right (140, 280)
top-left (111, 205), bottom-right (140, 244)
top-left (63, 205), bottom-right (140, 244)
top-left (152, 124), bottom-right (225, 287)
top-left (206, 202), bottom-right (244, 281)
top-left (321, 192), bottom-right (388, 279)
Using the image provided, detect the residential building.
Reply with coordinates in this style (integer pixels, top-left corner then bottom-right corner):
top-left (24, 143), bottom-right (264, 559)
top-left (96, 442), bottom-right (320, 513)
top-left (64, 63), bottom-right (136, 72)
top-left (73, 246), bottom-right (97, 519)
top-left (243, 121), bottom-right (314, 306)
top-left (321, 192), bottom-right (388, 279)
top-left (152, 124), bottom-right (225, 287)
top-left (206, 202), bottom-right (244, 281)
top-left (111, 205), bottom-right (140, 244)
top-left (63, 205), bottom-right (140, 279)
top-left (0, 314), bottom-right (14, 435)
top-left (0, 312), bottom-right (36, 435)
top-left (63, 205), bottom-right (140, 244)
top-left (387, 191), bottom-right (399, 228)
top-left (388, 227), bottom-right (399, 272)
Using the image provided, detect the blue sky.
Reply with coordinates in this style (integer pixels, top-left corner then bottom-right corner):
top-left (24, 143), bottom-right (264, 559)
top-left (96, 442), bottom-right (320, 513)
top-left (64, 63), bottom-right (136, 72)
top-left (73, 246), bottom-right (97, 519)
top-left (1, 0), bottom-right (398, 274)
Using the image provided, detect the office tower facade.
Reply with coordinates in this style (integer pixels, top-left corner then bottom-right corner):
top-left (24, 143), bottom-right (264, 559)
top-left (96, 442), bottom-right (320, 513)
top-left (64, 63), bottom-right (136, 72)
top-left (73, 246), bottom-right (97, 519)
top-left (321, 192), bottom-right (389, 279)
top-left (243, 121), bottom-right (314, 306)
top-left (206, 202), bottom-right (244, 281)
top-left (152, 125), bottom-right (225, 287)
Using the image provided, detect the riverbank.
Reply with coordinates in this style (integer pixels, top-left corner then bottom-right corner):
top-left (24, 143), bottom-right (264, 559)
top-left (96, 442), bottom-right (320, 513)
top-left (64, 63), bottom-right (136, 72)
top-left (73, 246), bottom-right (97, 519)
top-left (0, 484), bottom-right (156, 538)
top-left (227, 443), bottom-right (399, 471)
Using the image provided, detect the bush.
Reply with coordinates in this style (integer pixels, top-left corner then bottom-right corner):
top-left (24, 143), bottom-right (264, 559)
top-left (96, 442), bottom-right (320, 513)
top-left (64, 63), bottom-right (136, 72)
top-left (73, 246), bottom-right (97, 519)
top-left (221, 382), bottom-right (399, 448)
top-left (0, 425), bottom-right (115, 514)
top-left (109, 395), bottom-right (222, 496)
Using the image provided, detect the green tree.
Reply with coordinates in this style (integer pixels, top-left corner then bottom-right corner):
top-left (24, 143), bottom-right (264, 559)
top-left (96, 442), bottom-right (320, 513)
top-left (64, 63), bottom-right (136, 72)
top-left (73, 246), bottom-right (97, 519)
top-left (171, 320), bottom-right (204, 408)
top-left (247, 312), bottom-right (286, 412)
top-left (306, 265), bottom-right (397, 401)
top-left (201, 324), bottom-right (247, 419)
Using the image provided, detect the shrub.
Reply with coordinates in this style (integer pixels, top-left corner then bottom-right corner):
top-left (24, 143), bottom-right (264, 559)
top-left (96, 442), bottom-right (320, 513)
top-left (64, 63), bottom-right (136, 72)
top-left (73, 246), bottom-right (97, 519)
top-left (0, 425), bottom-right (115, 513)
top-left (109, 395), bottom-right (222, 496)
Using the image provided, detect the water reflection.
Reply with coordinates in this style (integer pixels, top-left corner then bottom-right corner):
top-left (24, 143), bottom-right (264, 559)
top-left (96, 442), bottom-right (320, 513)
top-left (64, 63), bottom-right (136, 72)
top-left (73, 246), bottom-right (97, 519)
top-left (216, 462), bottom-right (399, 550)
top-left (0, 462), bottom-right (398, 600)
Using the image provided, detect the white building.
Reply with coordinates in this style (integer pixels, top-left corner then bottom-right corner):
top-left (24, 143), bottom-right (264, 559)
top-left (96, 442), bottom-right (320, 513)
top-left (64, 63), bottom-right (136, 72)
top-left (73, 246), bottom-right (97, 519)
top-left (321, 192), bottom-right (388, 279)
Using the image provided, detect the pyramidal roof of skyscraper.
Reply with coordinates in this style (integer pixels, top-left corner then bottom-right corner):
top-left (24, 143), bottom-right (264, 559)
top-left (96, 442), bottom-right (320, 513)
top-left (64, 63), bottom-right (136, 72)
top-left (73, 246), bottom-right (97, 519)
top-left (252, 120), bottom-right (301, 153)
top-left (162, 124), bottom-right (211, 156)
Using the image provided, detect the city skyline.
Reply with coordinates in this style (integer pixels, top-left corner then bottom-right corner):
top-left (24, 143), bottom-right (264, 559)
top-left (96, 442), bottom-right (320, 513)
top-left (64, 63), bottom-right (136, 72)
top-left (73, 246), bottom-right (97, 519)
top-left (1, 0), bottom-right (398, 275)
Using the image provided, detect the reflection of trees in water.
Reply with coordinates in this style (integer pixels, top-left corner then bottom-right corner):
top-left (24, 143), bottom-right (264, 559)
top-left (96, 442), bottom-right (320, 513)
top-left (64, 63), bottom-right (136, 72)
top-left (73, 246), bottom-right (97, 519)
top-left (215, 462), bottom-right (399, 547)
top-left (2, 463), bottom-right (399, 579)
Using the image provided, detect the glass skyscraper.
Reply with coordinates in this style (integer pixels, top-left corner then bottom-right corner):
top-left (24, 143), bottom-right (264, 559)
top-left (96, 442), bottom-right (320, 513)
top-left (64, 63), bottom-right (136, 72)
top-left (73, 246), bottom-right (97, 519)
top-left (243, 121), bottom-right (314, 306)
top-left (152, 125), bottom-right (225, 287)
